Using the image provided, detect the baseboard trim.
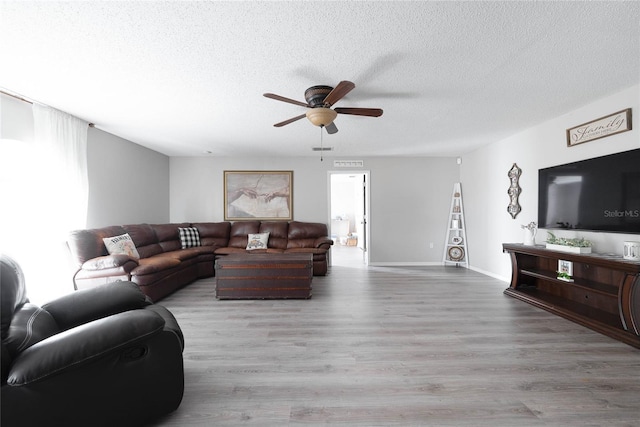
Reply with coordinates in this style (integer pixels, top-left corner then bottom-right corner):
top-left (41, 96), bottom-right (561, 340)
top-left (368, 262), bottom-right (444, 267)
top-left (356, 262), bottom-right (510, 283)
top-left (469, 265), bottom-right (509, 283)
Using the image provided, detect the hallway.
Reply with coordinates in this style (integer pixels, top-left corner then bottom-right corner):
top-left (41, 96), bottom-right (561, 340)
top-left (330, 243), bottom-right (367, 268)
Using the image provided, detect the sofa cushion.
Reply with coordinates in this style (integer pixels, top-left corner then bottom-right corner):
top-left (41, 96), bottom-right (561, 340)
top-left (132, 256), bottom-right (181, 276)
top-left (68, 226), bottom-right (127, 265)
top-left (288, 221), bottom-right (328, 240)
top-left (246, 232), bottom-right (269, 250)
top-left (193, 222), bottom-right (231, 247)
top-left (259, 221), bottom-right (288, 249)
top-left (161, 248), bottom-right (206, 261)
top-left (191, 221), bottom-right (231, 247)
top-left (228, 221), bottom-right (260, 248)
top-left (178, 227), bottom-right (201, 249)
top-left (215, 247), bottom-right (285, 255)
top-left (287, 221), bottom-right (329, 249)
top-left (284, 248), bottom-right (327, 255)
top-left (215, 247), bottom-right (250, 255)
top-left (102, 233), bottom-right (140, 259)
top-left (122, 224), bottom-right (163, 258)
top-left (153, 223), bottom-right (190, 252)
top-left (81, 254), bottom-right (138, 271)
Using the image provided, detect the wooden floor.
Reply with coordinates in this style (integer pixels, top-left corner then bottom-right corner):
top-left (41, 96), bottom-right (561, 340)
top-left (150, 248), bottom-right (640, 426)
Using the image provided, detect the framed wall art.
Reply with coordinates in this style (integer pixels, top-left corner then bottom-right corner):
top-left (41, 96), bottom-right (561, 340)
top-left (566, 108), bottom-right (632, 147)
top-left (224, 171), bottom-right (293, 221)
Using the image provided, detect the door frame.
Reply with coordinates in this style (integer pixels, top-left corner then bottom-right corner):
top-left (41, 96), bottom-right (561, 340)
top-left (327, 170), bottom-right (371, 265)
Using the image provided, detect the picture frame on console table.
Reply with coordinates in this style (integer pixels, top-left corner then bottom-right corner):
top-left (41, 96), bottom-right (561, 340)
top-left (224, 170), bottom-right (293, 221)
top-left (557, 259), bottom-right (574, 282)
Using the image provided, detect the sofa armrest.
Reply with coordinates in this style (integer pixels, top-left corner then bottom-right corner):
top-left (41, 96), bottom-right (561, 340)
top-left (81, 254), bottom-right (138, 271)
top-left (43, 281), bottom-right (150, 331)
top-left (314, 236), bottom-right (335, 250)
top-left (6, 310), bottom-right (165, 386)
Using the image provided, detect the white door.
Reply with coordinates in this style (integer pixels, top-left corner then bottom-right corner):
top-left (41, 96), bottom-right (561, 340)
top-left (355, 174), bottom-right (367, 253)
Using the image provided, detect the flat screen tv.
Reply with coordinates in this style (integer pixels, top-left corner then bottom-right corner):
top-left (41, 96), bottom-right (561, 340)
top-left (538, 149), bottom-right (640, 233)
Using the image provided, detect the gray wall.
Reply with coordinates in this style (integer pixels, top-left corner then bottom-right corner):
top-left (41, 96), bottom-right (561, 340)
top-left (0, 93), bottom-right (170, 229)
top-left (8, 82), bottom-right (636, 279)
top-left (170, 156), bottom-right (459, 265)
top-left (87, 127), bottom-right (170, 227)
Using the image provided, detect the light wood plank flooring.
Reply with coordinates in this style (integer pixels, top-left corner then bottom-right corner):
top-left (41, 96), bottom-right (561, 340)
top-left (149, 253), bottom-right (639, 426)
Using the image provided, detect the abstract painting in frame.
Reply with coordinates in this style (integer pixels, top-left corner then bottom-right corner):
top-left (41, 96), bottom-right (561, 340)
top-left (224, 171), bottom-right (293, 221)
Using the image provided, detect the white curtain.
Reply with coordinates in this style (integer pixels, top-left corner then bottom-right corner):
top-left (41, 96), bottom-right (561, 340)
top-left (0, 103), bottom-right (88, 304)
top-left (32, 104), bottom-right (89, 231)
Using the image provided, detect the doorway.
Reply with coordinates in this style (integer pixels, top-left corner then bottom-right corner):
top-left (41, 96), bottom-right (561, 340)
top-left (328, 171), bottom-right (370, 266)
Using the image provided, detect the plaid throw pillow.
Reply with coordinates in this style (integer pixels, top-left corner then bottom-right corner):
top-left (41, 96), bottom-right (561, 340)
top-left (178, 227), bottom-right (201, 249)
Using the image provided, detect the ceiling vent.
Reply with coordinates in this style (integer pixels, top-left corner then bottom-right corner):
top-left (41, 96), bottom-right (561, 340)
top-left (333, 160), bottom-right (364, 168)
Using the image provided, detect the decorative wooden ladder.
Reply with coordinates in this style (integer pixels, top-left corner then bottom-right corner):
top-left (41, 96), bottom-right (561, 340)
top-left (443, 182), bottom-right (468, 267)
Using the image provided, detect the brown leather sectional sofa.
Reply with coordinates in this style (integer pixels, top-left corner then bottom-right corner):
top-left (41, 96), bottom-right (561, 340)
top-left (67, 221), bottom-right (333, 301)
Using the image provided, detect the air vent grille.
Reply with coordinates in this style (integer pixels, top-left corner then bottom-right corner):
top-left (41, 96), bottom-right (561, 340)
top-left (333, 160), bottom-right (364, 168)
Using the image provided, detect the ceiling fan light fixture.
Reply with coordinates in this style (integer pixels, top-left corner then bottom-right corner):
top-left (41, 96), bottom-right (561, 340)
top-left (305, 107), bottom-right (337, 127)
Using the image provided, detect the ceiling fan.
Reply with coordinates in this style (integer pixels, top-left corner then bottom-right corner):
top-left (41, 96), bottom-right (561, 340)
top-left (263, 80), bottom-right (383, 134)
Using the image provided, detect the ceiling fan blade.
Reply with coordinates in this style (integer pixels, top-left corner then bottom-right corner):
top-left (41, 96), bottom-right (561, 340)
top-left (323, 80), bottom-right (355, 106)
top-left (325, 122), bottom-right (338, 134)
top-left (274, 114), bottom-right (306, 127)
top-left (264, 93), bottom-right (310, 108)
top-left (335, 107), bottom-right (383, 117)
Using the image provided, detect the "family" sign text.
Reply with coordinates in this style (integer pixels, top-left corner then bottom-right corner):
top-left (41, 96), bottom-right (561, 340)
top-left (566, 108), bottom-right (632, 146)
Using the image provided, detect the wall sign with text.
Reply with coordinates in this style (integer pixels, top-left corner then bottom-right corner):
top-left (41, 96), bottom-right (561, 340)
top-left (566, 108), bottom-right (632, 147)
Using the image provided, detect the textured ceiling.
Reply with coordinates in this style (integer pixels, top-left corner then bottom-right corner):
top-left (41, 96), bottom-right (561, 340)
top-left (1, 1), bottom-right (638, 157)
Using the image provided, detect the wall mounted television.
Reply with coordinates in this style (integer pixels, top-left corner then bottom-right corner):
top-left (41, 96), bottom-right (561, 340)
top-left (538, 149), bottom-right (640, 233)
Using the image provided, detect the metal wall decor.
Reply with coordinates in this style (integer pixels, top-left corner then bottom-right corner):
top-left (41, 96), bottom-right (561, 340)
top-left (507, 163), bottom-right (522, 219)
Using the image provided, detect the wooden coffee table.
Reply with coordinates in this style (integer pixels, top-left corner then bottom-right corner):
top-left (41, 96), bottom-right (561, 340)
top-left (214, 253), bottom-right (313, 299)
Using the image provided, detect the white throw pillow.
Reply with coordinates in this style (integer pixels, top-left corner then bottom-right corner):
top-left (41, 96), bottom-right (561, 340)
top-left (246, 232), bottom-right (269, 250)
top-left (103, 233), bottom-right (140, 259)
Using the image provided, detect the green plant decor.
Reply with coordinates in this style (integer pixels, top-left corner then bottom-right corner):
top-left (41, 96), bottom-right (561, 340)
top-left (557, 271), bottom-right (573, 281)
top-left (546, 232), bottom-right (592, 248)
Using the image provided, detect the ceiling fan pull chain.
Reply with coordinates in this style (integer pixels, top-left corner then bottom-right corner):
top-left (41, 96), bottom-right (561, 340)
top-left (320, 125), bottom-right (324, 162)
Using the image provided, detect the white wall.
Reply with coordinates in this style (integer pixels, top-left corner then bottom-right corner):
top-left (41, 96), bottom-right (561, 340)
top-left (170, 156), bottom-right (459, 264)
top-left (462, 85), bottom-right (640, 281)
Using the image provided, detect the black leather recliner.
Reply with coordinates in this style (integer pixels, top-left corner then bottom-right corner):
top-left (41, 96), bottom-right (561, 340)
top-left (1, 254), bottom-right (185, 427)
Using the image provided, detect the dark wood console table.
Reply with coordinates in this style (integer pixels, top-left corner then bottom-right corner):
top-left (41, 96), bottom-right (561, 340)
top-left (503, 243), bottom-right (640, 348)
